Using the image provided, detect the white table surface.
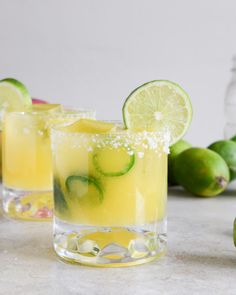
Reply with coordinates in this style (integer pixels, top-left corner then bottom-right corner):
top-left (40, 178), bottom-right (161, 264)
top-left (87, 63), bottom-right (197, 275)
top-left (0, 187), bottom-right (236, 295)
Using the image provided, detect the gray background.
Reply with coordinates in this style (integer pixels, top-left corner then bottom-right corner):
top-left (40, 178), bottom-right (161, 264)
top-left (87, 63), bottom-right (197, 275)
top-left (0, 0), bottom-right (236, 145)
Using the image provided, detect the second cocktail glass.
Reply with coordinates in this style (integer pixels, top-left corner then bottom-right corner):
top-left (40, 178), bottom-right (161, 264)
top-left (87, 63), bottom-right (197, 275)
top-left (2, 105), bottom-right (95, 221)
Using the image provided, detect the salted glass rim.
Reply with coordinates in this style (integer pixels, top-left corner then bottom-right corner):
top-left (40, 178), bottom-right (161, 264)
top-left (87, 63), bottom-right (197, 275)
top-left (4, 106), bottom-right (96, 117)
top-left (51, 119), bottom-right (171, 142)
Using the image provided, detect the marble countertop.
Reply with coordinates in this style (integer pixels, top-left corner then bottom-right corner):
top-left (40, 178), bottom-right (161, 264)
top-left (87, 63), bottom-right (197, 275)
top-left (1, 188), bottom-right (236, 295)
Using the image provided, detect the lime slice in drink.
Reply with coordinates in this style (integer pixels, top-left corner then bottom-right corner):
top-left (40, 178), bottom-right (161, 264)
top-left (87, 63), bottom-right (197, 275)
top-left (0, 78), bottom-right (32, 128)
top-left (123, 80), bottom-right (192, 144)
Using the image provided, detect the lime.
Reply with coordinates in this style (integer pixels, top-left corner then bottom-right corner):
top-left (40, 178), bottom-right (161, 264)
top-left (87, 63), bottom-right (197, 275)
top-left (61, 119), bottom-right (115, 134)
top-left (168, 139), bottom-right (192, 185)
top-left (122, 80), bottom-right (192, 144)
top-left (231, 135), bottom-right (236, 143)
top-left (0, 78), bottom-right (32, 127)
top-left (208, 140), bottom-right (236, 181)
top-left (174, 148), bottom-right (230, 197)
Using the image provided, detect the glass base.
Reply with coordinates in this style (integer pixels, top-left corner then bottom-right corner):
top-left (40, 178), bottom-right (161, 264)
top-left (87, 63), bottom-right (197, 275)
top-left (53, 217), bottom-right (167, 267)
top-left (2, 186), bottom-right (53, 221)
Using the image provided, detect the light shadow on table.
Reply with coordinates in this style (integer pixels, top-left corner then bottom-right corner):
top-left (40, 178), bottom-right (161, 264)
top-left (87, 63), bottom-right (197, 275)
top-left (219, 189), bottom-right (236, 197)
top-left (0, 218), bottom-right (55, 263)
top-left (168, 187), bottom-right (198, 199)
top-left (173, 251), bottom-right (236, 270)
top-left (169, 187), bottom-right (236, 198)
top-left (1, 236), bottom-right (55, 263)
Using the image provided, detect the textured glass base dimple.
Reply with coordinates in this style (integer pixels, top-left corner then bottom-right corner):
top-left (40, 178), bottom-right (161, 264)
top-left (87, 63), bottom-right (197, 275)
top-left (2, 186), bottom-right (53, 221)
top-left (53, 217), bottom-right (167, 267)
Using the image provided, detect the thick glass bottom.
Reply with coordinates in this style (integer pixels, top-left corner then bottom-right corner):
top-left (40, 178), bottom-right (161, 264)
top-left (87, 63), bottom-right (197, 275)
top-left (53, 217), bottom-right (167, 267)
top-left (2, 186), bottom-right (53, 221)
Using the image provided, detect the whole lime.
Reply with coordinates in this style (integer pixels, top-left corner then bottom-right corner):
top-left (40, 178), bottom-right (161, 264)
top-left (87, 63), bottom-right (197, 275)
top-left (231, 135), bottom-right (236, 142)
top-left (174, 147), bottom-right (230, 197)
top-left (168, 139), bottom-right (192, 185)
top-left (208, 140), bottom-right (236, 181)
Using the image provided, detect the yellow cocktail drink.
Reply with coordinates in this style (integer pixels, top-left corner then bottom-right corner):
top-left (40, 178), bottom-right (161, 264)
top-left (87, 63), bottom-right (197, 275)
top-left (2, 105), bottom-right (95, 220)
top-left (52, 119), bottom-right (168, 266)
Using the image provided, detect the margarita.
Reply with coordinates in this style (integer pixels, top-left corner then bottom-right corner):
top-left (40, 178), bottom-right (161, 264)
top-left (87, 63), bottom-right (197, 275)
top-left (52, 119), bottom-right (169, 266)
top-left (2, 105), bottom-right (95, 221)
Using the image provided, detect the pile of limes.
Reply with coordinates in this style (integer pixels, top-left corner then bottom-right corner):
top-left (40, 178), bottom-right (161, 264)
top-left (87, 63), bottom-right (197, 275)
top-left (168, 138), bottom-right (236, 197)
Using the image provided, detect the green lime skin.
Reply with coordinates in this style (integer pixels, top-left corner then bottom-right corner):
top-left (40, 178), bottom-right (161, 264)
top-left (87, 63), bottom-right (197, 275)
top-left (168, 139), bottom-right (192, 185)
top-left (122, 80), bottom-right (192, 145)
top-left (208, 140), bottom-right (236, 181)
top-left (174, 147), bottom-right (230, 197)
top-left (0, 78), bottom-right (31, 103)
top-left (231, 135), bottom-right (236, 143)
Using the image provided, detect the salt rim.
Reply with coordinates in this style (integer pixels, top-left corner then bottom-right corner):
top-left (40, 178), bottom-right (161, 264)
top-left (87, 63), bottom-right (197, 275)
top-left (7, 109), bottom-right (96, 137)
top-left (7, 107), bottom-right (95, 118)
top-left (51, 127), bottom-right (171, 156)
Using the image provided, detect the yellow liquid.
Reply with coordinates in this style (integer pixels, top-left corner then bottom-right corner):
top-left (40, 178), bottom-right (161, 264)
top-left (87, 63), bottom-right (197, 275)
top-left (2, 108), bottom-right (96, 221)
top-left (0, 132), bottom-right (2, 179)
top-left (53, 134), bottom-right (167, 226)
top-left (2, 108), bottom-right (96, 191)
top-left (3, 112), bottom-right (53, 190)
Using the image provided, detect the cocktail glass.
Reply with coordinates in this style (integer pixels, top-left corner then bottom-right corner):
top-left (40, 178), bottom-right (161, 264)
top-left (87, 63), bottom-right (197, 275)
top-left (52, 121), bottom-right (169, 266)
top-left (2, 106), bottom-right (95, 221)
